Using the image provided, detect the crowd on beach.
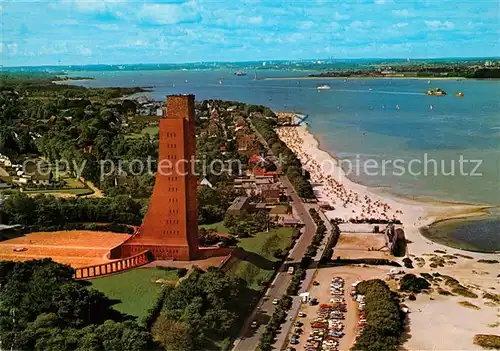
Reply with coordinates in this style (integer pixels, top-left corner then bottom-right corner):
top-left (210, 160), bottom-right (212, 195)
top-left (277, 126), bottom-right (402, 223)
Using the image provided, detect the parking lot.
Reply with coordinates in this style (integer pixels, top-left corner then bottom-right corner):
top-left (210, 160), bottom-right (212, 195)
top-left (286, 265), bottom-right (391, 351)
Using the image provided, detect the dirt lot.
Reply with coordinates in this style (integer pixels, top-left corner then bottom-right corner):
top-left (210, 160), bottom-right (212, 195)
top-left (290, 265), bottom-right (393, 351)
top-left (332, 233), bottom-right (390, 260)
top-left (0, 231), bottom-right (130, 267)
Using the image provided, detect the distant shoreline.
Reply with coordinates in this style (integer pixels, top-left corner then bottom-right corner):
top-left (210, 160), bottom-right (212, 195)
top-left (265, 76), bottom-right (474, 81)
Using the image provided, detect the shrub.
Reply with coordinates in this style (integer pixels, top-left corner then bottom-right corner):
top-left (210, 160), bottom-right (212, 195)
top-left (353, 279), bottom-right (403, 351)
top-left (402, 257), bottom-right (413, 268)
top-left (473, 334), bottom-right (500, 349)
top-left (399, 274), bottom-right (430, 293)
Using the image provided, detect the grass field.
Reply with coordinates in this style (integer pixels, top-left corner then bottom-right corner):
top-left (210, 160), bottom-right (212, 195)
top-left (23, 188), bottom-right (94, 195)
top-left (127, 125), bottom-right (159, 139)
top-left (229, 227), bottom-right (295, 290)
top-left (61, 176), bottom-right (86, 188)
top-left (199, 221), bottom-right (230, 234)
top-left (90, 267), bottom-right (179, 320)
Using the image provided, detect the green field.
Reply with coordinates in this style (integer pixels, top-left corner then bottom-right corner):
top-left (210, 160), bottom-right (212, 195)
top-left (127, 125), bottom-right (159, 139)
top-left (61, 176), bottom-right (86, 188)
top-left (90, 267), bottom-right (179, 320)
top-left (229, 227), bottom-right (295, 290)
top-left (199, 221), bottom-right (230, 234)
top-left (23, 188), bottom-right (93, 195)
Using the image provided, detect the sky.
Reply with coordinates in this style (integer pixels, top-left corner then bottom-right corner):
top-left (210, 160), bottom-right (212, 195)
top-left (1, 0), bottom-right (499, 66)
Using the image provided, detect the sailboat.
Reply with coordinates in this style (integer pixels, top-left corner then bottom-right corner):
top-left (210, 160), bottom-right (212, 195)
top-left (429, 104), bottom-right (433, 110)
top-left (396, 104), bottom-right (400, 110)
top-left (253, 72), bottom-right (258, 81)
top-left (219, 79), bottom-right (223, 85)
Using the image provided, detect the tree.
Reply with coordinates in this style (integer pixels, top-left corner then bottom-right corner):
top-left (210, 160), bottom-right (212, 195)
top-left (152, 316), bottom-right (193, 351)
top-left (0, 259), bottom-right (154, 351)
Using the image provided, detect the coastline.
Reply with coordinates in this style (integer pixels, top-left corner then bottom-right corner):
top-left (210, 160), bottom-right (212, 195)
top-left (276, 120), bottom-right (498, 258)
top-left (264, 76), bottom-right (490, 81)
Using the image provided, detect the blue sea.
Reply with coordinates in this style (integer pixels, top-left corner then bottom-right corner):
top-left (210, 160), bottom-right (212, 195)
top-left (65, 69), bottom-right (500, 208)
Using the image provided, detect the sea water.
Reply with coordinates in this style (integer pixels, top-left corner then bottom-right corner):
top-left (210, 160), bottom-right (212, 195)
top-left (68, 69), bottom-right (500, 206)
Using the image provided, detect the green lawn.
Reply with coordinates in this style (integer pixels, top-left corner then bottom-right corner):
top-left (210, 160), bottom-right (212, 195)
top-left (23, 188), bottom-right (93, 195)
top-left (199, 221), bottom-right (230, 234)
top-left (126, 125), bottom-right (159, 139)
top-left (90, 268), bottom-right (179, 320)
top-left (61, 176), bottom-right (86, 188)
top-left (229, 227), bottom-right (295, 290)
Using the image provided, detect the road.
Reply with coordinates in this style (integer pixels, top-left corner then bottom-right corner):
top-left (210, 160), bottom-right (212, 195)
top-left (233, 122), bottom-right (318, 351)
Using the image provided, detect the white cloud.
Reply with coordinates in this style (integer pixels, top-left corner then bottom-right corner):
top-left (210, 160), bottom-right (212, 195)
top-left (63, 0), bottom-right (125, 13)
top-left (300, 21), bottom-right (315, 30)
top-left (247, 16), bottom-right (263, 25)
top-left (95, 23), bottom-right (120, 31)
top-left (7, 43), bottom-right (18, 55)
top-left (374, 0), bottom-right (393, 4)
top-left (393, 22), bottom-right (408, 28)
top-left (79, 46), bottom-right (92, 55)
top-left (425, 20), bottom-right (455, 30)
top-left (392, 9), bottom-right (415, 17)
top-left (57, 19), bottom-right (80, 25)
top-left (348, 20), bottom-right (374, 30)
top-left (139, 1), bottom-right (201, 25)
top-left (333, 12), bottom-right (349, 20)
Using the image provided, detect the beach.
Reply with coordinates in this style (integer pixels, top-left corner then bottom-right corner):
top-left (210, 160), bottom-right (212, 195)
top-left (277, 120), bottom-right (500, 349)
top-left (276, 121), bottom-right (495, 256)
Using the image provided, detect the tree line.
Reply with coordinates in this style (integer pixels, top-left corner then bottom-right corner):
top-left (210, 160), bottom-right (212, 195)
top-left (250, 116), bottom-right (315, 199)
top-left (352, 279), bottom-right (403, 351)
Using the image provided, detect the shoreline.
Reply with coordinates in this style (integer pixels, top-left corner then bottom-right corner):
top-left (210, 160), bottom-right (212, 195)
top-left (276, 120), bottom-right (498, 258)
top-left (264, 76), bottom-right (500, 81)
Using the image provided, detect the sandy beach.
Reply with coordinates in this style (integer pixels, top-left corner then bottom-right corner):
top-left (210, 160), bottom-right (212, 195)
top-left (276, 121), bottom-right (496, 258)
top-left (277, 121), bottom-right (500, 350)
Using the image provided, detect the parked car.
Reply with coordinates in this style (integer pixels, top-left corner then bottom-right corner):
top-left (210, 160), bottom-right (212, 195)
top-left (312, 280), bottom-right (320, 286)
top-left (308, 298), bottom-right (318, 306)
top-left (272, 299), bottom-right (279, 305)
top-left (298, 312), bottom-right (306, 317)
top-left (250, 321), bottom-right (258, 328)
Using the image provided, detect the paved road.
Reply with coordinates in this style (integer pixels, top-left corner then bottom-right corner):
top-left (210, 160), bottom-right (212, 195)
top-left (234, 122), bottom-right (317, 351)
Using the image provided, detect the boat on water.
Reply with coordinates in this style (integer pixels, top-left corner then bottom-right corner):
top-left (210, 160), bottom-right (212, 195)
top-left (455, 92), bottom-right (464, 97)
top-left (426, 88), bottom-right (447, 96)
top-left (234, 71), bottom-right (247, 76)
top-left (317, 84), bottom-right (331, 90)
top-left (396, 104), bottom-right (400, 110)
top-left (219, 79), bottom-right (223, 85)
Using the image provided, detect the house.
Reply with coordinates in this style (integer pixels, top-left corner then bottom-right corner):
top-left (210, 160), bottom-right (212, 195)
top-left (253, 167), bottom-right (279, 179)
top-left (0, 155), bottom-right (12, 167)
top-left (31, 173), bottom-right (51, 186)
top-left (227, 196), bottom-right (251, 216)
top-left (199, 177), bottom-right (213, 189)
top-left (259, 183), bottom-right (282, 204)
top-left (12, 176), bottom-right (29, 185)
top-left (236, 134), bottom-right (260, 156)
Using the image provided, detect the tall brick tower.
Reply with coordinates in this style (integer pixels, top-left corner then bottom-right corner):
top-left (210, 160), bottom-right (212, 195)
top-left (111, 95), bottom-right (199, 260)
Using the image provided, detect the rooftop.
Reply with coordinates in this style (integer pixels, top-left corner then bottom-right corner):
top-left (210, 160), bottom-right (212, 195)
top-left (228, 196), bottom-right (250, 211)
